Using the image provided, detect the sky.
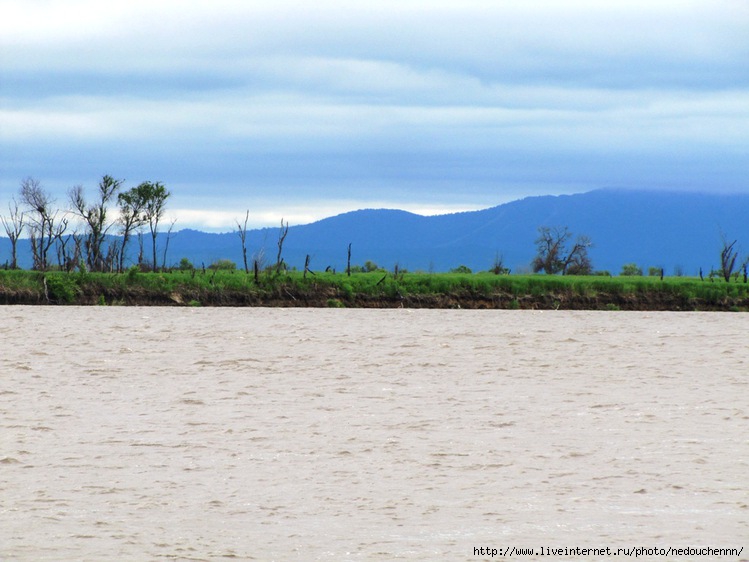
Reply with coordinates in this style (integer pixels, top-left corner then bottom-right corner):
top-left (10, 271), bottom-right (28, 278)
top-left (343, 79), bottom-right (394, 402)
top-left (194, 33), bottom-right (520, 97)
top-left (1, 0), bottom-right (748, 231)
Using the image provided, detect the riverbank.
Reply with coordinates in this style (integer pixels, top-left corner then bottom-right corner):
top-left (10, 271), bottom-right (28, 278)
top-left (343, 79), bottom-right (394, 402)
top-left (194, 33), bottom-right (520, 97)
top-left (1, 269), bottom-right (748, 311)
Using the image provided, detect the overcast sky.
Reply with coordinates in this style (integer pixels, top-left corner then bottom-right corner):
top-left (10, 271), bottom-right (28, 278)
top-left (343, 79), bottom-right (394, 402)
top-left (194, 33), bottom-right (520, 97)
top-left (1, 0), bottom-right (748, 230)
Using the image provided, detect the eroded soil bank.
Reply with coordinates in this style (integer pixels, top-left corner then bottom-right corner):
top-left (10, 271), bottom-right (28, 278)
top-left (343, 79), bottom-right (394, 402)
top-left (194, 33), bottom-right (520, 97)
top-left (1, 283), bottom-right (746, 311)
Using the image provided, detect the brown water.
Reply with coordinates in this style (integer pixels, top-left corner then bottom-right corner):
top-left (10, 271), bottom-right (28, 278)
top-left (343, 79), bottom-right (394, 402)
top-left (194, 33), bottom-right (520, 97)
top-left (1, 307), bottom-right (747, 561)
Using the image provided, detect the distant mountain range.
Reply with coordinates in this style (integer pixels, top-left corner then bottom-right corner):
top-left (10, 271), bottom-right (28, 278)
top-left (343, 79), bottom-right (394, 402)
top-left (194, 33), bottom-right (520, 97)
top-left (2, 189), bottom-right (748, 274)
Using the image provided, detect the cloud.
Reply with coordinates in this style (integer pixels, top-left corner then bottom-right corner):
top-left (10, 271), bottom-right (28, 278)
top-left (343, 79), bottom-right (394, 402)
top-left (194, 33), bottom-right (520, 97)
top-left (1, 1), bottom-right (748, 230)
top-left (5, 1), bottom-right (747, 84)
top-left (173, 199), bottom-right (485, 231)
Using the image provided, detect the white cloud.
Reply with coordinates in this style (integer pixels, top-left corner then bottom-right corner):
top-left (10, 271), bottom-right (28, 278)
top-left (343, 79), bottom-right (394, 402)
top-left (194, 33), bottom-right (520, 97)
top-left (4, 1), bottom-right (746, 82)
top-left (171, 199), bottom-right (487, 231)
top-left (1, 0), bottom-right (748, 221)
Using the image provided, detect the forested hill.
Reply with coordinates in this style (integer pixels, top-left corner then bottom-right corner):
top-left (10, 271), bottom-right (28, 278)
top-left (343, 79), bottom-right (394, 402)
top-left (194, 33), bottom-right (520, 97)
top-left (3, 189), bottom-right (748, 274)
top-left (168, 189), bottom-right (748, 275)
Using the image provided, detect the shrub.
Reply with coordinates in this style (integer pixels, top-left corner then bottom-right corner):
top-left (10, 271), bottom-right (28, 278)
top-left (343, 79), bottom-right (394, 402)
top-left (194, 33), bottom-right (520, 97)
top-left (620, 263), bottom-right (643, 276)
top-left (209, 259), bottom-right (237, 271)
top-left (45, 274), bottom-right (78, 304)
top-left (127, 265), bottom-right (139, 281)
top-left (450, 265), bottom-right (472, 274)
top-left (490, 254), bottom-right (510, 275)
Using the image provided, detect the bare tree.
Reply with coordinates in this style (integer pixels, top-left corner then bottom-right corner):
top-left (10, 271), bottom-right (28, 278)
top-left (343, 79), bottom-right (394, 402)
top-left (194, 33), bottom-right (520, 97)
top-left (52, 216), bottom-right (70, 270)
top-left (235, 210), bottom-right (250, 274)
top-left (563, 235), bottom-right (593, 275)
top-left (532, 226), bottom-right (593, 275)
top-left (64, 232), bottom-right (85, 272)
top-left (720, 236), bottom-right (739, 282)
top-left (276, 218), bottom-right (289, 274)
top-left (137, 228), bottom-right (145, 269)
top-left (303, 254), bottom-right (314, 279)
top-left (161, 218), bottom-right (177, 271)
top-left (532, 226), bottom-right (569, 274)
top-left (1, 198), bottom-right (24, 269)
top-left (103, 239), bottom-right (119, 272)
top-left (69, 175), bottom-right (123, 271)
top-left (20, 177), bottom-right (58, 270)
top-left (491, 252), bottom-right (509, 275)
top-left (252, 246), bottom-right (267, 283)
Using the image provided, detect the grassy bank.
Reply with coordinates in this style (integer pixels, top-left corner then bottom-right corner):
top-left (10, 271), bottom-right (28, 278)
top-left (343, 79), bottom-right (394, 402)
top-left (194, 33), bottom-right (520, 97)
top-left (1, 268), bottom-right (749, 311)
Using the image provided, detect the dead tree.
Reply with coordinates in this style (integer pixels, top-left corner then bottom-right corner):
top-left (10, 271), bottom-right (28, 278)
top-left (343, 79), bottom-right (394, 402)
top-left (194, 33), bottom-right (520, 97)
top-left (276, 219), bottom-right (289, 274)
top-left (1, 198), bottom-right (24, 269)
top-left (52, 216), bottom-right (70, 270)
top-left (20, 177), bottom-right (58, 271)
top-left (563, 235), bottom-right (593, 275)
top-left (532, 226), bottom-right (592, 275)
top-left (347, 243), bottom-right (352, 277)
top-left (104, 240), bottom-right (119, 272)
top-left (303, 254), bottom-right (315, 279)
top-left (137, 229), bottom-right (145, 269)
top-left (720, 236), bottom-right (739, 282)
top-left (64, 232), bottom-right (84, 272)
top-left (161, 218), bottom-right (177, 271)
top-left (235, 210), bottom-right (250, 274)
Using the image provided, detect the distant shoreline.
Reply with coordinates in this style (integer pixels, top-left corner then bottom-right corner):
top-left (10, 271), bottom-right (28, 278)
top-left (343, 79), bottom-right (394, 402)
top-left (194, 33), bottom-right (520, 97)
top-left (1, 269), bottom-right (748, 311)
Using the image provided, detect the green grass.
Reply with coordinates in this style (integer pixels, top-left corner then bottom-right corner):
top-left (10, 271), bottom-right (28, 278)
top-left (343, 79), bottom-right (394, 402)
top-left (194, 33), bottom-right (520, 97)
top-left (1, 268), bottom-right (748, 309)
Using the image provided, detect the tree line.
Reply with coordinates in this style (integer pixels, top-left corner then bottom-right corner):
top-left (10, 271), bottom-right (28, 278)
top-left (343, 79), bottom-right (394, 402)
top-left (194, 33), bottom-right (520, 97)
top-left (2, 176), bottom-right (747, 282)
top-left (1, 176), bottom-right (171, 272)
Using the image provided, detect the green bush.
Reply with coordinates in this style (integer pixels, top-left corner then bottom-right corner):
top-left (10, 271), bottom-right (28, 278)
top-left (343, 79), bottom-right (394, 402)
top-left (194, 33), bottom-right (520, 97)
top-left (620, 263), bottom-right (643, 276)
top-left (209, 259), bottom-right (237, 271)
top-left (450, 265), bottom-right (472, 274)
top-left (45, 274), bottom-right (78, 304)
top-left (127, 265), bottom-right (139, 281)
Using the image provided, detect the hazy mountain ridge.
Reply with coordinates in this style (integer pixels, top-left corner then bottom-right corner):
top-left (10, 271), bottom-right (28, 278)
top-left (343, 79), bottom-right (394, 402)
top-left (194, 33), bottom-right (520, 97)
top-left (2, 190), bottom-right (747, 274)
top-left (173, 189), bottom-right (749, 274)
